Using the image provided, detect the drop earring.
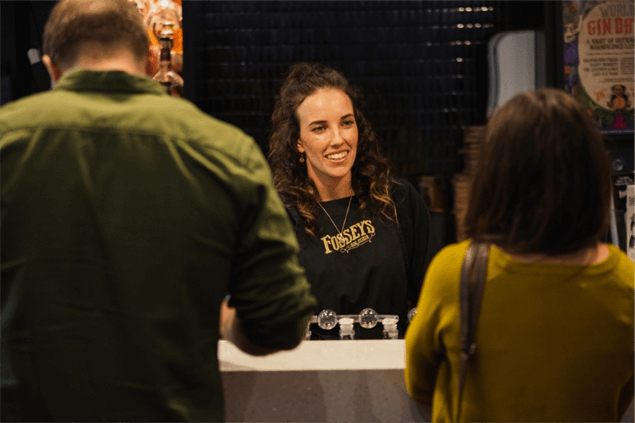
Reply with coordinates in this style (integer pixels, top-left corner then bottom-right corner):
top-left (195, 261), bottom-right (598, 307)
top-left (299, 153), bottom-right (305, 163)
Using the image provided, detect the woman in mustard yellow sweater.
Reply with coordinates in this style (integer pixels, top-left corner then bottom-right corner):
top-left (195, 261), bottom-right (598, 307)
top-left (405, 88), bottom-right (634, 422)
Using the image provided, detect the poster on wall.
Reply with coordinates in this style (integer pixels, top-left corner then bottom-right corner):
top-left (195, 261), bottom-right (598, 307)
top-left (563, 0), bottom-right (634, 134)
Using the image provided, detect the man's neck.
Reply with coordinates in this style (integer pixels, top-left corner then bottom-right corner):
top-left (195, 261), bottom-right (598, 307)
top-left (55, 42), bottom-right (147, 84)
top-left (64, 57), bottom-right (145, 78)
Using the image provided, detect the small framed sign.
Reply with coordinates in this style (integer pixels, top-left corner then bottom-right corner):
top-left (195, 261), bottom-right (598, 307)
top-left (563, 0), bottom-right (634, 134)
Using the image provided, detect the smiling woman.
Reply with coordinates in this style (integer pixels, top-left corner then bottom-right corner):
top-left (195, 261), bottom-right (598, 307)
top-left (268, 62), bottom-right (441, 339)
top-left (296, 88), bottom-right (358, 200)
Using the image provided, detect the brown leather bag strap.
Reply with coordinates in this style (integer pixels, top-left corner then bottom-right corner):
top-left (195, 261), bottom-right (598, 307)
top-left (457, 241), bottom-right (490, 422)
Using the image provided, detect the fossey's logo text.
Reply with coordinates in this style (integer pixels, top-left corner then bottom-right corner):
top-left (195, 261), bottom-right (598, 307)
top-left (321, 220), bottom-right (376, 254)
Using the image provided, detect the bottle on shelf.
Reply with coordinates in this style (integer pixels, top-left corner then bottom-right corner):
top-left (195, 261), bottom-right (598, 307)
top-left (152, 25), bottom-right (183, 97)
top-left (129, 0), bottom-right (153, 20)
top-left (145, 0), bottom-right (182, 75)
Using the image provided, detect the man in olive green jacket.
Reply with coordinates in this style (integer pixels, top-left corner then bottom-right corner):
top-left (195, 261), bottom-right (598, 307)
top-left (0, 1), bottom-right (317, 421)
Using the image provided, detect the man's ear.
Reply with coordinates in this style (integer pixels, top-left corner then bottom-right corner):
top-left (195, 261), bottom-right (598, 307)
top-left (42, 55), bottom-right (63, 87)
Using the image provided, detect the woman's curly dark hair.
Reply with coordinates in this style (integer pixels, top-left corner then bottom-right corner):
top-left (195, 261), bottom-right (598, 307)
top-left (268, 62), bottom-right (397, 237)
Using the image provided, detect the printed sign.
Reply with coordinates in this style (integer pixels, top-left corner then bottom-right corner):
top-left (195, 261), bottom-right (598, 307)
top-left (563, 0), bottom-right (634, 133)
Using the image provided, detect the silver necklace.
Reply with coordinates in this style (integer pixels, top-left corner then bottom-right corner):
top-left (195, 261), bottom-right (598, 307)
top-left (317, 196), bottom-right (353, 243)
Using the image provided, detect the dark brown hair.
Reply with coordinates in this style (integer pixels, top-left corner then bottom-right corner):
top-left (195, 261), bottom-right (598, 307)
top-left (43, 0), bottom-right (149, 69)
top-left (268, 62), bottom-right (396, 237)
top-left (465, 88), bottom-right (612, 255)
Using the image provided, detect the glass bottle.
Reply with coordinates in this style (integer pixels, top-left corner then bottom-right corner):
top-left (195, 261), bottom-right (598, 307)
top-left (129, 0), bottom-right (153, 20)
top-left (152, 25), bottom-right (183, 97)
top-left (145, 0), bottom-right (182, 75)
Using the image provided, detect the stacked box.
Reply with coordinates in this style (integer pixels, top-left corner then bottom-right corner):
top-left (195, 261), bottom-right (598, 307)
top-left (453, 125), bottom-right (485, 241)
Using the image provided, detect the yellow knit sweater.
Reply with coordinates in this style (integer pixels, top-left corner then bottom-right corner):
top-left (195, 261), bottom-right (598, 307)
top-left (405, 240), bottom-right (634, 422)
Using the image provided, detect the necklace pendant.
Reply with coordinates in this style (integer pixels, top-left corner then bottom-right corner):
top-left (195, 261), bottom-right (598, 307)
top-left (317, 196), bottom-right (353, 246)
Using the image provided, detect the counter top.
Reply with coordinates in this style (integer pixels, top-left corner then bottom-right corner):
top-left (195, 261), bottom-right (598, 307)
top-left (218, 339), bottom-right (405, 372)
top-left (218, 339), bottom-right (429, 422)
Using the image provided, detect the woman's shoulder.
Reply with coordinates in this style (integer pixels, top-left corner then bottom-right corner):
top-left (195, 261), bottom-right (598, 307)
top-left (433, 239), bottom-right (470, 260)
top-left (389, 176), bottom-right (417, 198)
top-left (606, 244), bottom-right (634, 283)
top-left (389, 177), bottom-right (426, 215)
top-left (420, 240), bottom-right (471, 300)
top-left (425, 240), bottom-right (471, 278)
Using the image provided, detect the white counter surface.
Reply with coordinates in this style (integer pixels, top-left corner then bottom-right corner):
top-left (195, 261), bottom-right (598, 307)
top-left (219, 339), bottom-right (428, 422)
top-left (218, 339), bottom-right (405, 372)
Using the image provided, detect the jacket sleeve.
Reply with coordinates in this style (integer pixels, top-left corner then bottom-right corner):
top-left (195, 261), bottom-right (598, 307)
top-left (393, 178), bottom-right (442, 305)
top-left (228, 141), bottom-right (318, 350)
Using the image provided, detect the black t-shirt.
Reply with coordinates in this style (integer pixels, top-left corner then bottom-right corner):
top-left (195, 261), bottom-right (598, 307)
top-left (290, 196), bottom-right (408, 339)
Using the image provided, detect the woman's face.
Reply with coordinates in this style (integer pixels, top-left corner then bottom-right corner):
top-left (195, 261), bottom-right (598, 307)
top-left (296, 88), bottom-right (358, 192)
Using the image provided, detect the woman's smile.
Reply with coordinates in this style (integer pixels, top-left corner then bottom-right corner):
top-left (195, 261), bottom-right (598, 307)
top-left (296, 87), bottom-right (358, 199)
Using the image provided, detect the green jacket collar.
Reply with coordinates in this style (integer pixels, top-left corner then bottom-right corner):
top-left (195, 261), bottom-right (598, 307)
top-left (55, 70), bottom-right (168, 96)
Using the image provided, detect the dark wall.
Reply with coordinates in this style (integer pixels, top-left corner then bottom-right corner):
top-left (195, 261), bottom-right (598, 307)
top-left (182, 1), bottom-right (546, 181)
top-left (3, 1), bottom-right (546, 181)
top-left (1, 1), bottom-right (55, 104)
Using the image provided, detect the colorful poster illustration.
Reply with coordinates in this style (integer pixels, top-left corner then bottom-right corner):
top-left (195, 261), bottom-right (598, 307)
top-left (563, 0), bottom-right (634, 133)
